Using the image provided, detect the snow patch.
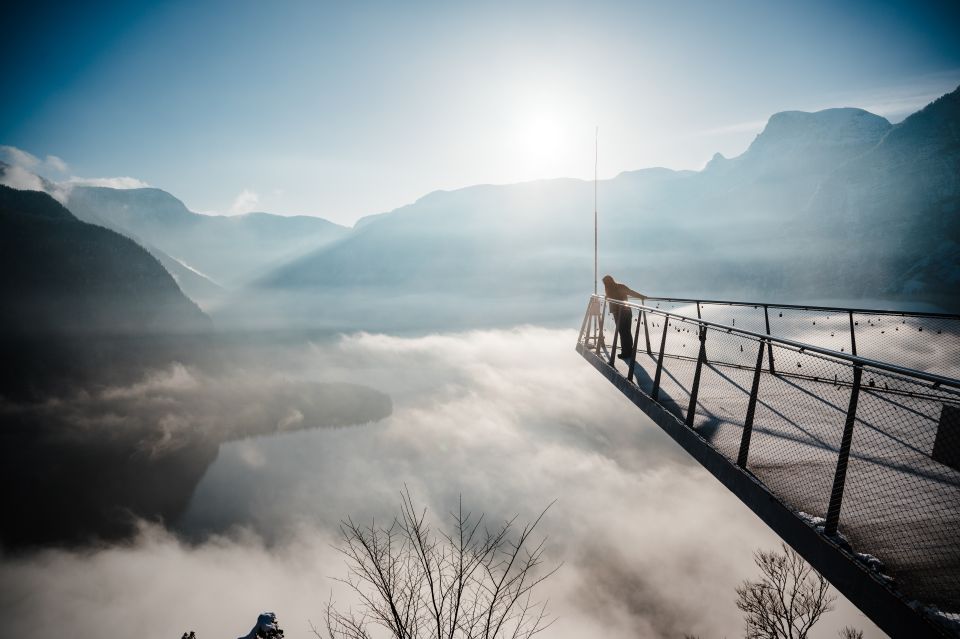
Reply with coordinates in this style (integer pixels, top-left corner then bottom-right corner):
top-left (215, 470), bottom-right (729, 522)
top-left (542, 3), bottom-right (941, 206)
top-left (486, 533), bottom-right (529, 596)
top-left (170, 256), bottom-right (222, 286)
top-left (796, 512), bottom-right (895, 585)
top-left (911, 602), bottom-right (960, 634)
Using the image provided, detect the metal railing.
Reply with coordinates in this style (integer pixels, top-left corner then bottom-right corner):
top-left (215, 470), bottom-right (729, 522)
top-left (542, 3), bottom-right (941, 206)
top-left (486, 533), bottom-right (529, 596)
top-left (638, 296), bottom-right (960, 380)
top-left (579, 294), bottom-right (960, 619)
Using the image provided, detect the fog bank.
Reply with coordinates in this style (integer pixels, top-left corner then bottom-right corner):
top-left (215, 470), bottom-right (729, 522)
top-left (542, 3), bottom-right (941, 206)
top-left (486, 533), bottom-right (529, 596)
top-left (0, 328), bottom-right (881, 637)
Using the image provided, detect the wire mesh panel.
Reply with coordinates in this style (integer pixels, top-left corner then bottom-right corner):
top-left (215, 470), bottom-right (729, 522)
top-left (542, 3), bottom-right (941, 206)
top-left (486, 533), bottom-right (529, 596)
top-left (698, 302), bottom-right (770, 336)
top-left (577, 295), bottom-right (960, 618)
top-left (688, 328), bottom-right (765, 461)
top-left (851, 312), bottom-right (960, 379)
top-left (835, 364), bottom-right (960, 610)
top-left (646, 297), bottom-right (960, 379)
top-left (739, 347), bottom-right (854, 517)
top-left (653, 358), bottom-right (698, 421)
top-left (768, 307), bottom-right (856, 356)
top-left (647, 299), bottom-right (698, 318)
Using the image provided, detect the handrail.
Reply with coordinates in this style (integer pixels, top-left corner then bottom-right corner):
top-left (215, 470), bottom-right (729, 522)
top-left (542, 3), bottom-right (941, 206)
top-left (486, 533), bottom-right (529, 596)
top-left (591, 294), bottom-right (960, 391)
top-left (644, 295), bottom-right (960, 320)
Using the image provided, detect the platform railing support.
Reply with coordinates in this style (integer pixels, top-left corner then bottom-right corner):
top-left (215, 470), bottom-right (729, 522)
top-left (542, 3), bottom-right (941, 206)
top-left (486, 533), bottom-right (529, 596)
top-left (824, 365), bottom-right (863, 536)
top-left (737, 338), bottom-right (768, 468)
top-left (764, 304), bottom-right (776, 374)
top-left (651, 317), bottom-right (670, 401)
top-left (608, 306), bottom-right (621, 367)
top-left (697, 302), bottom-right (709, 363)
top-left (578, 297), bottom-right (601, 347)
top-left (641, 309), bottom-right (652, 355)
top-left (848, 311), bottom-right (858, 357)
top-left (627, 312), bottom-right (643, 383)
top-left (685, 326), bottom-right (707, 426)
top-left (594, 299), bottom-right (606, 356)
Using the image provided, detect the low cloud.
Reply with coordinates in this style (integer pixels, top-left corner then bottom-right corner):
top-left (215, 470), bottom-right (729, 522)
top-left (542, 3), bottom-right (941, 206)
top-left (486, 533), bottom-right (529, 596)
top-left (230, 188), bottom-right (260, 214)
top-left (0, 145), bottom-right (149, 202)
top-left (0, 145), bottom-right (69, 175)
top-left (1, 361), bottom-right (391, 458)
top-left (0, 163), bottom-right (49, 193)
top-left (0, 327), bottom-right (880, 638)
top-left (63, 176), bottom-right (150, 189)
top-left (1, 145), bottom-right (40, 168)
top-left (0, 145), bottom-right (69, 201)
top-left (45, 154), bottom-right (69, 173)
top-left (0, 523), bottom-right (343, 639)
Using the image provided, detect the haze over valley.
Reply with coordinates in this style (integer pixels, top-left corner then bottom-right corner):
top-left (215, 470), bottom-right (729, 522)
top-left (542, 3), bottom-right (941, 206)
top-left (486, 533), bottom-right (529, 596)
top-left (5, 87), bottom-right (958, 336)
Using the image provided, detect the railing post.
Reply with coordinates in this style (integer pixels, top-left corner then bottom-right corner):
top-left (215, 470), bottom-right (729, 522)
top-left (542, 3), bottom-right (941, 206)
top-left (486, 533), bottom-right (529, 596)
top-left (764, 304), bottom-right (776, 374)
top-left (737, 339), bottom-right (768, 468)
top-left (651, 316), bottom-right (670, 401)
top-left (685, 326), bottom-right (707, 426)
top-left (824, 366), bottom-right (863, 536)
top-left (608, 306), bottom-right (620, 367)
top-left (578, 298), bottom-right (595, 346)
top-left (594, 299), bottom-right (606, 356)
top-left (627, 310), bottom-right (643, 383)
top-left (697, 302), bottom-right (709, 363)
top-left (641, 309), bottom-right (652, 355)
top-left (848, 311), bottom-right (858, 357)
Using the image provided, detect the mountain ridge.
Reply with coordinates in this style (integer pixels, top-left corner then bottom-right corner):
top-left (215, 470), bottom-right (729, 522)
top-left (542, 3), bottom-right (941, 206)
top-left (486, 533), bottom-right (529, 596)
top-left (224, 86), bottom-right (960, 330)
top-left (4, 87), bottom-right (958, 331)
top-left (0, 185), bottom-right (211, 336)
top-left (63, 185), bottom-right (351, 297)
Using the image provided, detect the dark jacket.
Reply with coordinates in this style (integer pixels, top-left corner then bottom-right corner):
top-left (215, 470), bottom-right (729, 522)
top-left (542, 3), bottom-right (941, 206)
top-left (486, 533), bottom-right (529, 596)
top-left (603, 279), bottom-right (644, 313)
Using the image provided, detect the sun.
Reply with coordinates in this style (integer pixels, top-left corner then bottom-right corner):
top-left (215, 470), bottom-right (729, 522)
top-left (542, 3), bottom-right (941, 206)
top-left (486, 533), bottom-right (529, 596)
top-left (514, 108), bottom-right (567, 169)
top-left (521, 112), bottom-right (563, 151)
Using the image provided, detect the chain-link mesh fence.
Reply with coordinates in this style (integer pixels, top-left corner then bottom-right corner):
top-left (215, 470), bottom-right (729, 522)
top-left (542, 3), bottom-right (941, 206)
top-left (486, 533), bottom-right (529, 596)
top-left (581, 296), bottom-right (960, 615)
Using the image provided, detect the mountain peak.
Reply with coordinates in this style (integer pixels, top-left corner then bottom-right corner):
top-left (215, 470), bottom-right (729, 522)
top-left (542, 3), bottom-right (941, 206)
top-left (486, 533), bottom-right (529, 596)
top-left (751, 108), bottom-right (892, 151)
top-left (72, 185), bottom-right (191, 212)
top-left (704, 152), bottom-right (728, 171)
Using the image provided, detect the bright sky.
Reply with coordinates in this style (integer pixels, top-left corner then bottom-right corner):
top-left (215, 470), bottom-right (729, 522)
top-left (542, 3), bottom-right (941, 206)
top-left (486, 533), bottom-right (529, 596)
top-left (3, 0), bottom-right (959, 225)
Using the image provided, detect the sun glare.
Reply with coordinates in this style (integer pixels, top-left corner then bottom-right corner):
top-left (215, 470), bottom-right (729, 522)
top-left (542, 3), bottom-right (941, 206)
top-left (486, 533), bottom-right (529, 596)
top-left (511, 102), bottom-right (574, 177)
top-left (520, 112), bottom-right (563, 154)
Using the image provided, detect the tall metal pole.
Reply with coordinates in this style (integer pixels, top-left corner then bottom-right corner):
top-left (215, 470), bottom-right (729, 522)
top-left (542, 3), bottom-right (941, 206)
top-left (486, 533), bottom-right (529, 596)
top-left (594, 126), bottom-right (598, 296)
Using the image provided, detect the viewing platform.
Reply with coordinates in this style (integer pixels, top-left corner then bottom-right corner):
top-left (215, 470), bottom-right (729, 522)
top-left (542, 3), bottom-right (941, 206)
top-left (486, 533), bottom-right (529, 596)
top-left (577, 295), bottom-right (960, 637)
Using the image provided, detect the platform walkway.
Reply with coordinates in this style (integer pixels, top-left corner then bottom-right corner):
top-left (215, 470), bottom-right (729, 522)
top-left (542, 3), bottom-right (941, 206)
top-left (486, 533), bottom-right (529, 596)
top-left (578, 295), bottom-right (960, 637)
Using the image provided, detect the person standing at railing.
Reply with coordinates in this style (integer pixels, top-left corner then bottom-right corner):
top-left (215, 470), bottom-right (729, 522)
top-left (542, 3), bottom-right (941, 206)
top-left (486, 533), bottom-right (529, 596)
top-left (602, 274), bottom-right (647, 360)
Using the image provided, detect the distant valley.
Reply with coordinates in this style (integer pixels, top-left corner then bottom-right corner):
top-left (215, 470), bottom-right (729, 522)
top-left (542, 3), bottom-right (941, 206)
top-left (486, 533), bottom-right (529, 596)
top-left (64, 186), bottom-right (350, 307)
top-left (0, 185), bottom-right (391, 547)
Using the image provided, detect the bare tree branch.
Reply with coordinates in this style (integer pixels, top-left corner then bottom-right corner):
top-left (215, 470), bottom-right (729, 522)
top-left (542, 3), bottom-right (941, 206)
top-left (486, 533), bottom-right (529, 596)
top-left (319, 492), bottom-right (557, 639)
top-left (735, 543), bottom-right (836, 639)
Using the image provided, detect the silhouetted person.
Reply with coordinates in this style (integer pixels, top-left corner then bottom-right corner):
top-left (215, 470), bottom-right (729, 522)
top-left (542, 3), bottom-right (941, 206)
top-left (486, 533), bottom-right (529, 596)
top-left (602, 274), bottom-right (647, 359)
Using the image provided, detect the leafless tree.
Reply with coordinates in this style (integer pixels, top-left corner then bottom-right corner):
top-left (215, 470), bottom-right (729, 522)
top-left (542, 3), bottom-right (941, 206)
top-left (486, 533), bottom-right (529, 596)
top-left (314, 489), bottom-right (558, 639)
top-left (735, 543), bottom-right (835, 639)
top-left (838, 627), bottom-right (863, 639)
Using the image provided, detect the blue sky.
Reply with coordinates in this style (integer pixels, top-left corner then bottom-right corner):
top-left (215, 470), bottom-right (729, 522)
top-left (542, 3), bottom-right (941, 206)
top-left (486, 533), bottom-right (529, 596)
top-left (3, 0), bottom-right (959, 224)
